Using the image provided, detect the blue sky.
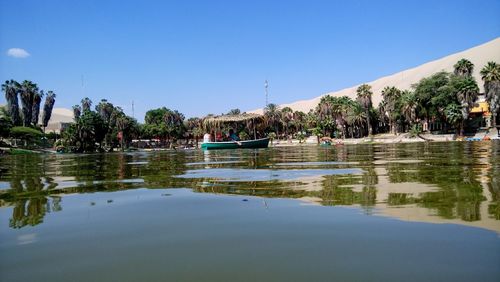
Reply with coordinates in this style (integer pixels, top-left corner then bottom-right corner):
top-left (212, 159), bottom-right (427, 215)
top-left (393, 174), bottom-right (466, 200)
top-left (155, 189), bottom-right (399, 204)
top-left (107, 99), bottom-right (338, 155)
top-left (1, 0), bottom-right (499, 120)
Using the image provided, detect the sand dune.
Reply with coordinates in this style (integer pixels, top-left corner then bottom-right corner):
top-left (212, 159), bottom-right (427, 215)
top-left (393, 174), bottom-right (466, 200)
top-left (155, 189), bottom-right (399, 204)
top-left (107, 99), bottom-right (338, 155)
top-left (42, 108), bottom-right (74, 133)
top-left (249, 37), bottom-right (500, 114)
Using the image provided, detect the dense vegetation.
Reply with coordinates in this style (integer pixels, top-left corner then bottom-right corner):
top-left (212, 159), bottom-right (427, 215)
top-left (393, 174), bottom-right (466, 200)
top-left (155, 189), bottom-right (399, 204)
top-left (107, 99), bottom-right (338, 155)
top-left (2, 59), bottom-right (499, 152)
top-left (1, 80), bottom-right (57, 148)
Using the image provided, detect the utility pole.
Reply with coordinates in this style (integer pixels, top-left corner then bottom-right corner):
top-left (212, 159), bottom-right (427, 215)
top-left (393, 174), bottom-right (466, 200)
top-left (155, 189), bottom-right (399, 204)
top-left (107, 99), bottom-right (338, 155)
top-left (132, 100), bottom-right (135, 119)
top-left (265, 79), bottom-right (269, 107)
top-left (81, 75), bottom-right (85, 97)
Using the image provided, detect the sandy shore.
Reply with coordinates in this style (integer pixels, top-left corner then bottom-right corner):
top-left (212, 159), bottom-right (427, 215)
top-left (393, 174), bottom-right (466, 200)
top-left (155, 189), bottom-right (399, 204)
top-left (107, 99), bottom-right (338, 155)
top-left (271, 130), bottom-right (499, 147)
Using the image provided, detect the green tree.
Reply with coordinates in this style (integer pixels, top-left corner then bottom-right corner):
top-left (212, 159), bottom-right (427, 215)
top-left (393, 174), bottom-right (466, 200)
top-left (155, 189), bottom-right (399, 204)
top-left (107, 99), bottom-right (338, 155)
top-left (480, 61), bottom-right (500, 127)
top-left (42, 91), bottom-right (56, 131)
top-left (444, 103), bottom-right (463, 131)
top-left (2, 80), bottom-right (22, 126)
top-left (413, 72), bottom-right (457, 129)
top-left (72, 105), bottom-right (81, 121)
top-left (400, 90), bottom-right (418, 127)
top-left (0, 107), bottom-right (13, 138)
top-left (31, 90), bottom-right (44, 125)
top-left (81, 97), bottom-right (92, 112)
top-left (356, 84), bottom-right (373, 136)
top-left (264, 103), bottom-right (281, 138)
top-left (280, 107), bottom-right (294, 137)
top-left (19, 80), bottom-right (39, 127)
top-left (454, 58), bottom-right (474, 78)
top-left (453, 76), bottom-right (479, 134)
top-left (381, 86), bottom-right (402, 134)
top-left (10, 126), bottom-right (43, 147)
top-left (346, 101), bottom-right (367, 138)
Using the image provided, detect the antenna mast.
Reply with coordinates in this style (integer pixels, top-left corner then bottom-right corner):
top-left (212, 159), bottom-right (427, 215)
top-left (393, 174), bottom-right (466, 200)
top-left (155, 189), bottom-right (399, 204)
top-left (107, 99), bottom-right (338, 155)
top-left (132, 100), bottom-right (135, 119)
top-left (265, 79), bottom-right (269, 107)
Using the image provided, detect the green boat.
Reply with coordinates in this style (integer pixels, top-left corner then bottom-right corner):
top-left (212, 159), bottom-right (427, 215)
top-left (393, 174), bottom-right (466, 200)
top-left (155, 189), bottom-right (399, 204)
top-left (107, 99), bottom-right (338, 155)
top-left (201, 113), bottom-right (270, 150)
top-left (201, 137), bottom-right (270, 150)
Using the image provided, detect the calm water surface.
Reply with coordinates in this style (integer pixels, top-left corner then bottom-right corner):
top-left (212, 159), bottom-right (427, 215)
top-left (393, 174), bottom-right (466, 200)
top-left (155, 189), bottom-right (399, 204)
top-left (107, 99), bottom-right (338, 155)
top-left (1, 142), bottom-right (499, 281)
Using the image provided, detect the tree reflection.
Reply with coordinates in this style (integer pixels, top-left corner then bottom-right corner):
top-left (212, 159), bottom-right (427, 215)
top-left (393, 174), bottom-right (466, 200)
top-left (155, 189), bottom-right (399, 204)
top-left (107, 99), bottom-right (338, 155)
top-left (0, 142), bottom-right (499, 230)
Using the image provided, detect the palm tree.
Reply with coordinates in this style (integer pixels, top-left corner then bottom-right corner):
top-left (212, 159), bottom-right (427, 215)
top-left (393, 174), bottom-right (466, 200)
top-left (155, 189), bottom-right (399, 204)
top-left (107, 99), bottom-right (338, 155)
top-left (280, 107), bottom-right (293, 137)
top-left (356, 84), bottom-right (373, 136)
top-left (19, 80), bottom-right (39, 126)
top-left (292, 110), bottom-right (306, 133)
top-left (163, 109), bottom-right (185, 142)
top-left (2, 79), bottom-right (21, 125)
top-left (480, 61), bottom-right (500, 127)
top-left (346, 102), bottom-right (367, 138)
top-left (227, 108), bottom-right (241, 115)
top-left (42, 91), bottom-right (56, 132)
top-left (81, 97), bottom-right (92, 112)
top-left (381, 86), bottom-right (402, 134)
top-left (31, 90), bottom-right (44, 126)
top-left (456, 77), bottom-right (479, 134)
top-left (454, 59), bottom-right (474, 78)
top-left (72, 105), bottom-right (82, 121)
top-left (264, 103), bottom-right (281, 138)
top-left (400, 90), bottom-right (418, 127)
top-left (445, 103), bottom-right (463, 133)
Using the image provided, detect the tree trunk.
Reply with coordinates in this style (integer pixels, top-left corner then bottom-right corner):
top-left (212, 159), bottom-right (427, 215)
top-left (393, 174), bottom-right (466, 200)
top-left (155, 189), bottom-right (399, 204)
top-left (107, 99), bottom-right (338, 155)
top-left (367, 110), bottom-right (372, 136)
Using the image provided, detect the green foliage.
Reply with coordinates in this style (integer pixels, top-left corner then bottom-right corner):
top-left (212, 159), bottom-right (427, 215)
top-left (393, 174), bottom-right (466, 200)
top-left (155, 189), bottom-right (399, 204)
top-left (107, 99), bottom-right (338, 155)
top-left (144, 107), bottom-right (185, 140)
top-left (10, 126), bottom-right (43, 147)
top-left (296, 131), bottom-right (306, 143)
top-left (480, 61), bottom-right (500, 126)
top-left (444, 103), bottom-right (463, 128)
top-left (408, 124), bottom-right (422, 138)
top-left (0, 107), bottom-right (13, 137)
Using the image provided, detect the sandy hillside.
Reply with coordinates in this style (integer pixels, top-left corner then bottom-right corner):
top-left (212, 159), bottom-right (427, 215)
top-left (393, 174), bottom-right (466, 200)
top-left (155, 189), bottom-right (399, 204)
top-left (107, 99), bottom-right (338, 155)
top-left (42, 108), bottom-right (74, 133)
top-left (249, 37), bottom-right (500, 114)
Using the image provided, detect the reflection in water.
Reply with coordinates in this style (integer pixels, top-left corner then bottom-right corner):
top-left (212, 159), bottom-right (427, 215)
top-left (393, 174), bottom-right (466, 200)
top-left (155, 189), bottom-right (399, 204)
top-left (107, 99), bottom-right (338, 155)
top-left (0, 142), bottom-right (499, 232)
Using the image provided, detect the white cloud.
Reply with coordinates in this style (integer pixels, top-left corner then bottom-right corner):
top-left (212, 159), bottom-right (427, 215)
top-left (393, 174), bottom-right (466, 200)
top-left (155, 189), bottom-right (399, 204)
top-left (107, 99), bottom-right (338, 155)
top-left (6, 48), bottom-right (30, 58)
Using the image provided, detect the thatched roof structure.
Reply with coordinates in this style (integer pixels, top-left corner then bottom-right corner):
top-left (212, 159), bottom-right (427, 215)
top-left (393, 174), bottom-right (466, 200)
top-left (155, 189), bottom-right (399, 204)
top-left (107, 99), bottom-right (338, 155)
top-left (203, 113), bottom-right (264, 129)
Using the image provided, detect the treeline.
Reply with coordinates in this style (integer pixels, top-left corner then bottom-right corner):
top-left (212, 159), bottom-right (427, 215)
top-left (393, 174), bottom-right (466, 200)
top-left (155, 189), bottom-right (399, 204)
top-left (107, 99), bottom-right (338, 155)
top-left (266, 59), bottom-right (500, 139)
top-left (2, 59), bottom-right (499, 152)
top-left (58, 98), bottom-right (140, 152)
top-left (1, 80), bottom-right (57, 146)
top-left (58, 59), bottom-right (500, 152)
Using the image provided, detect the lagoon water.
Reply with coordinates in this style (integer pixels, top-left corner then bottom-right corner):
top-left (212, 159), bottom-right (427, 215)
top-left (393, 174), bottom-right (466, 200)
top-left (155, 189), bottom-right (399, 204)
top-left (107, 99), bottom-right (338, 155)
top-left (1, 142), bottom-right (499, 281)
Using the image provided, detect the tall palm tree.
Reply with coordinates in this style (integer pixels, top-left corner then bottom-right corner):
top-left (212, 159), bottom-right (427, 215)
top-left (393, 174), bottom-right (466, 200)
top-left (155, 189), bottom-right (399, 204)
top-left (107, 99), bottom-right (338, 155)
top-left (356, 84), bottom-right (373, 136)
top-left (264, 103), bottom-right (281, 137)
top-left (400, 90), bottom-right (417, 126)
top-left (81, 97), bottom-right (92, 112)
top-left (19, 80), bottom-right (39, 126)
top-left (280, 107), bottom-right (293, 137)
top-left (72, 105), bottom-right (82, 121)
top-left (454, 58), bottom-right (474, 78)
top-left (480, 61), bottom-right (500, 127)
top-left (346, 102), bottom-right (367, 138)
top-left (2, 79), bottom-right (21, 125)
top-left (42, 91), bottom-right (56, 131)
top-left (31, 90), bottom-right (44, 126)
top-left (381, 86), bottom-right (402, 134)
top-left (292, 110), bottom-right (306, 133)
top-left (456, 77), bottom-right (479, 135)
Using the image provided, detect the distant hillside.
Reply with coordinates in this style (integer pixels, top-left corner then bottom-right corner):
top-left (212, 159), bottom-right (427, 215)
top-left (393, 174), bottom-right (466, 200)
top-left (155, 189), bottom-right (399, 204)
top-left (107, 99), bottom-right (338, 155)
top-left (250, 37), bottom-right (500, 114)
